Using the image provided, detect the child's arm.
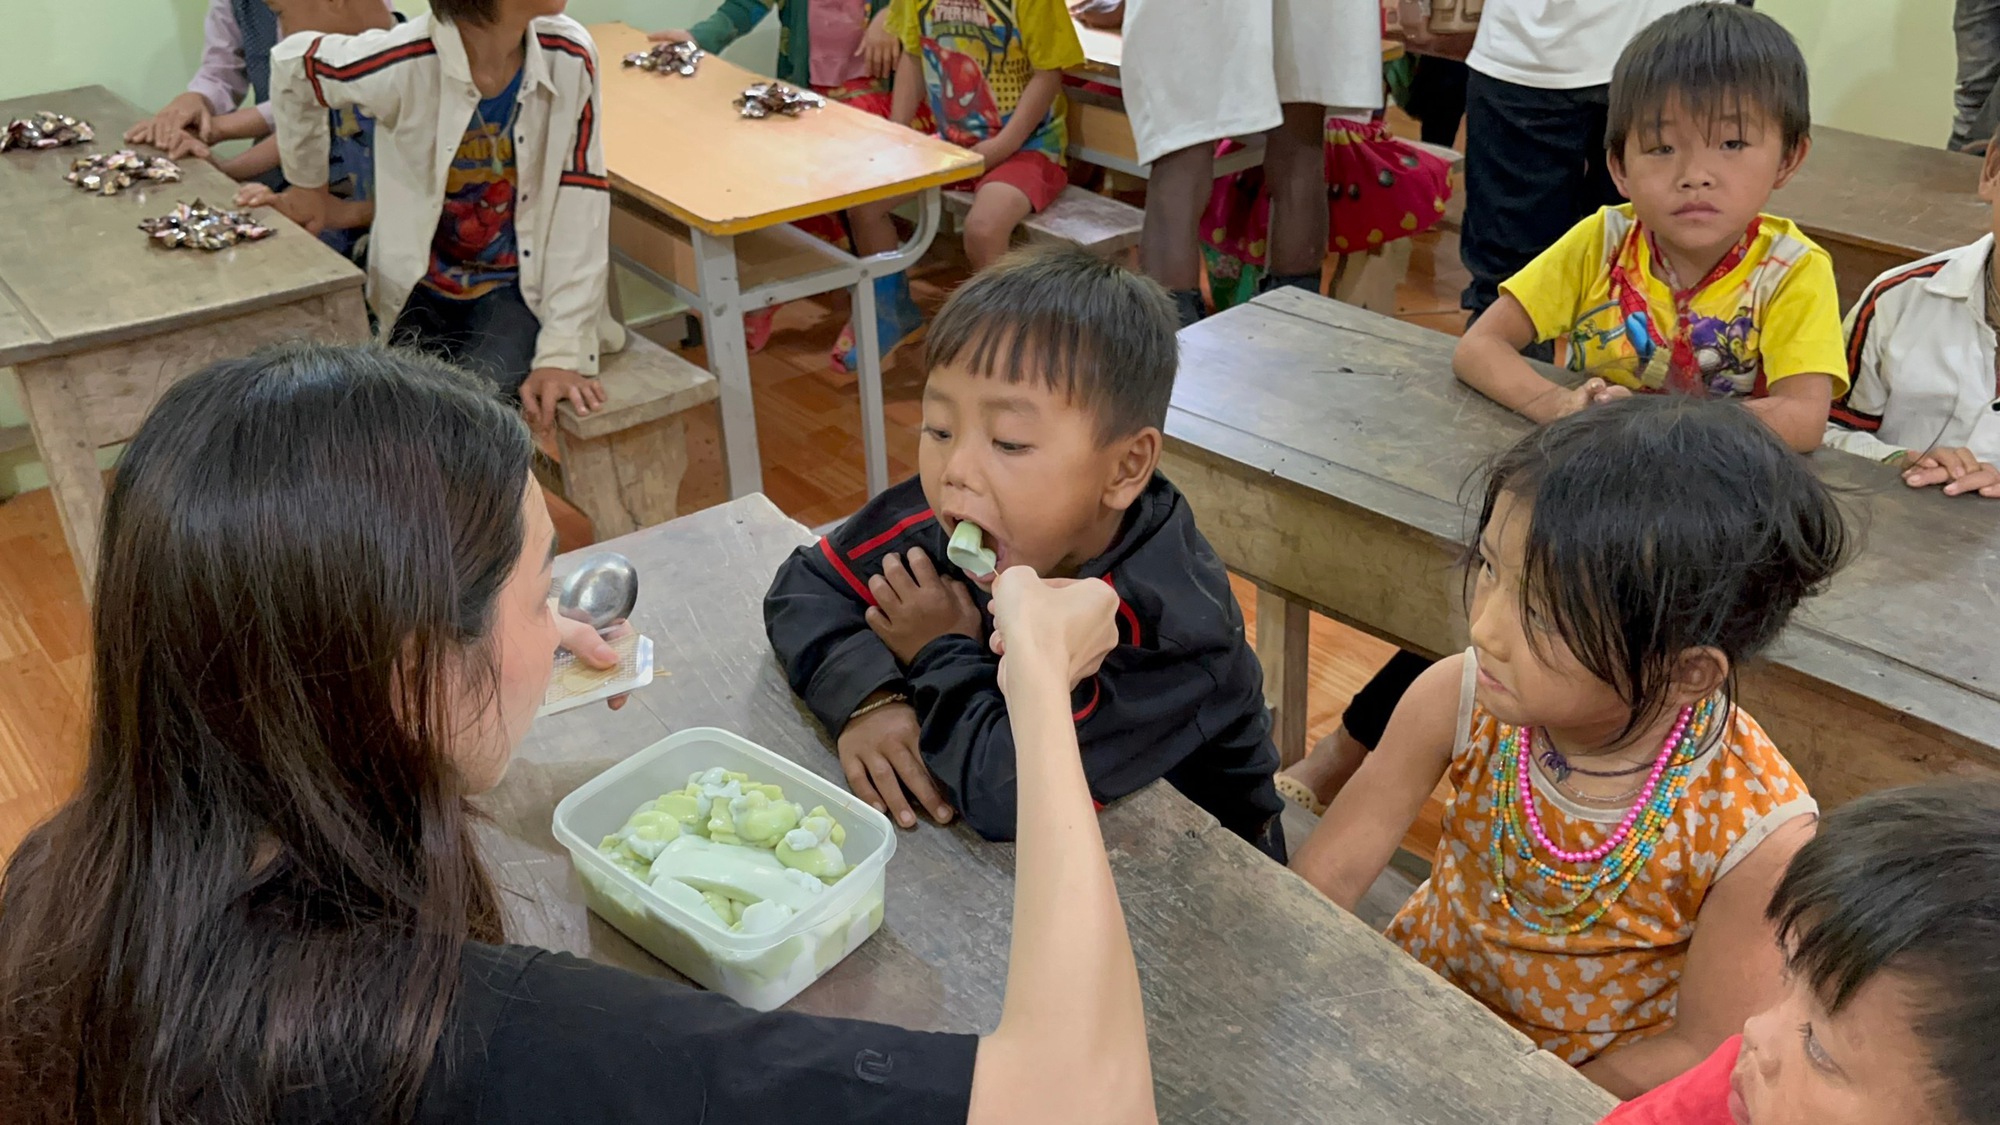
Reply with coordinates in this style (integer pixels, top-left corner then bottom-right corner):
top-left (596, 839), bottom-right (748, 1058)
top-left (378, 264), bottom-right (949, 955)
top-left (1579, 814), bottom-right (1817, 1099)
top-left (519, 33), bottom-right (613, 430)
top-left (206, 105), bottom-right (272, 144)
top-left (1453, 295), bottom-right (1611, 424)
top-left (890, 47), bottom-right (925, 127)
top-left (764, 536), bottom-right (951, 826)
top-left (1823, 269), bottom-right (1915, 464)
top-left (1742, 373), bottom-right (1834, 453)
top-left (972, 69), bottom-right (1063, 164)
top-left (1290, 656), bottom-right (1462, 910)
top-left (967, 570), bottom-right (1155, 1125)
top-left (655, 0), bottom-right (772, 56)
top-left (268, 25), bottom-right (411, 213)
top-left (214, 135), bottom-right (281, 182)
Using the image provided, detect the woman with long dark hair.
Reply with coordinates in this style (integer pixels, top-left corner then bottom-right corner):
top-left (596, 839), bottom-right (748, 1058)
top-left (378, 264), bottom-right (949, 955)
top-left (0, 343), bottom-right (1155, 1125)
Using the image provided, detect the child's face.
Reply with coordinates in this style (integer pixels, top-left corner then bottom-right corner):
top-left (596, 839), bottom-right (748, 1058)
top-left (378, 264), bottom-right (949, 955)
top-left (1611, 95), bottom-right (1810, 270)
top-left (918, 360), bottom-right (1152, 589)
top-left (264, 0), bottom-right (388, 37)
top-left (1466, 491), bottom-right (1635, 743)
top-left (1731, 969), bottom-right (1944, 1125)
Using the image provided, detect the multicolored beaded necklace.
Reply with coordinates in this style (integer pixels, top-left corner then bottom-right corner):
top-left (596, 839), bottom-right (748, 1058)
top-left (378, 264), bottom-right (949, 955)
top-left (1485, 696), bottom-right (1718, 936)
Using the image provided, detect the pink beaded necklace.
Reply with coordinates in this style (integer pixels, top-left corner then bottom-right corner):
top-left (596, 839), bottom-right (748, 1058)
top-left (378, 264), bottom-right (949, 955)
top-left (1517, 706), bottom-right (1695, 865)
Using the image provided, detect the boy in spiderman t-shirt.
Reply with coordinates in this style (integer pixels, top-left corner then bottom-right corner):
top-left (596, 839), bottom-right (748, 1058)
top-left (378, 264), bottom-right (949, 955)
top-left (874, 0), bottom-right (1083, 271)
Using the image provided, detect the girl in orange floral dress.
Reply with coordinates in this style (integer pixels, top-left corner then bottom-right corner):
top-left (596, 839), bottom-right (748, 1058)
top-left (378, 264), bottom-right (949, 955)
top-left (1293, 396), bottom-right (1848, 1100)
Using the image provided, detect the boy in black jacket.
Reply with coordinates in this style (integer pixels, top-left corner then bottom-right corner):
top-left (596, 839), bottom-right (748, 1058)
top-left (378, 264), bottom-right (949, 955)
top-left (764, 246), bottom-right (1285, 859)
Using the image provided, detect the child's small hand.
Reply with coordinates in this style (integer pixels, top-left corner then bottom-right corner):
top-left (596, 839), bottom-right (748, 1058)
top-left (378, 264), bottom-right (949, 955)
top-left (1901, 447), bottom-right (2000, 497)
top-left (865, 548), bottom-right (981, 665)
top-left (126, 93), bottom-right (209, 150)
top-left (837, 696), bottom-right (954, 827)
top-left (969, 138), bottom-right (1012, 167)
top-left (647, 27), bottom-right (693, 43)
top-left (857, 8), bottom-right (903, 78)
top-left (520, 367), bottom-right (607, 431)
top-left (988, 568), bottom-right (1118, 694)
top-left (235, 183), bottom-right (279, 211)
top-left (160, 130), bottom-right (213, 162)
top-left (1533, 377), bottom-right (1626, 422)
top-left (1068, 0), bottom-right (1125, 29)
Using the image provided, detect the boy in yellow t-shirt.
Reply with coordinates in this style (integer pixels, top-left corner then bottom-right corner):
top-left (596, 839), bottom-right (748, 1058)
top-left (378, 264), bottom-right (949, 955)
top-left (883, 0), bottom-right (1083, 270)
top-left (1452, 3), bottom-right (1844, 453)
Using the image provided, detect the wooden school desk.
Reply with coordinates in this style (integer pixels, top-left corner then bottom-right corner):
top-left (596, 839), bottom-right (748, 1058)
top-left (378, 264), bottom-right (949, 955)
top-left (0, 86), bottom-right (367, 596)
top-left (1161, 288), bottom-right (2000, 805)
top-left (1771, 127), bottom-right (1990, 309)
top-left (587, 23), bottom-right (982, 499)
top-left (478, 495), bottom-right (1617, 1124)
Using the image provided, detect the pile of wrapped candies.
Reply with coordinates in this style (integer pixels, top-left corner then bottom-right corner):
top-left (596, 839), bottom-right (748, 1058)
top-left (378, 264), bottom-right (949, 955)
top-left (624, 40), bottom-right (702, 76)
top-left (137, 200), bottom-right (274, 251)
top-left (67, 151), bottom-right (182, 196)
top-left (734, 82), bottom-right (826, 119)
top-left (1, 112), bottom-right (95, 152)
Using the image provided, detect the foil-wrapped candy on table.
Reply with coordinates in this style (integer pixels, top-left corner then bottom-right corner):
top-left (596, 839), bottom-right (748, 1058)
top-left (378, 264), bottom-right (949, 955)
top-left (67, 150), bottom-right (182, 196)
top-left (1, 111), bottom-right (95, 152)
top-left (138, 199), bottom-right (275, 251)
top-left (624, 40), bottom-right (703, 76)
top-left (734, 82), bottom-right (826, 119)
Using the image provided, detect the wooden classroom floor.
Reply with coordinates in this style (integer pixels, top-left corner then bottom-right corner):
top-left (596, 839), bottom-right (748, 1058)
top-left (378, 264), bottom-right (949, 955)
top-left (0, 214), bottom-right (1471, 863)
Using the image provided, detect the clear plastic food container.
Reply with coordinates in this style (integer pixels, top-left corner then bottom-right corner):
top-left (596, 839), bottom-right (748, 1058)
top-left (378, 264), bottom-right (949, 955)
top-left (552, 727), bottom-right (895, 1011)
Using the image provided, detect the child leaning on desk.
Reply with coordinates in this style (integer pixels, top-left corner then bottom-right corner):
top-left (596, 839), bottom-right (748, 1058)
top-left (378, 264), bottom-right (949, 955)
top-left (764, 246), bottom-right (1287, 860)
top-left (267, 0), bottom-right (618, 429)
top-left (1824, 121), bottom-right (2000, 500)
top-left (1291, 397), bottom-right (1847, 1099)
top-left (1452, 3), bottom-right (1845, 455)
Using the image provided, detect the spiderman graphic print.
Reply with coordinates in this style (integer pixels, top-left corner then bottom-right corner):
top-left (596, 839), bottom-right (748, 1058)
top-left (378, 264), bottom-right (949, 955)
top-left (423, 67), bottom-right (523, 301)
top-left (894, 0), bottom-right (1074, 161)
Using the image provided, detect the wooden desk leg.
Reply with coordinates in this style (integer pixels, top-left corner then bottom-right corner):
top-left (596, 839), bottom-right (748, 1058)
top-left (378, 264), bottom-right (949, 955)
top-left (690, 228), bottom-right (763, 498)
top-left (15, 357), bottom-right (104, 594)
top-left (1255, 588), bottom-right (1311, 769)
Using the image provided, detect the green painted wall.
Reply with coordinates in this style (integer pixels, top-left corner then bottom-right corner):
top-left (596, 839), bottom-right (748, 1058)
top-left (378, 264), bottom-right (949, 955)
top-left (0, 0), bottom-right (1966, 491)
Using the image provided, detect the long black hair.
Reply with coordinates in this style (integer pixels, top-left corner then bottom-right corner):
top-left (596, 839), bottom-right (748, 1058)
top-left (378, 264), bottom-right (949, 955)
top-left (0, 343), bottom-right (531, 1123)
top-left (1770, 781), bottom-right (2000, 1125)
top-left (1475, 396), bottom-right (1848, 739)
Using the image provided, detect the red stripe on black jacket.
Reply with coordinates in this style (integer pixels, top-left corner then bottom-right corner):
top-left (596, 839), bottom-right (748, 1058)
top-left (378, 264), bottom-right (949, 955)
top-left (764, 474), bottom-right (1285, 858)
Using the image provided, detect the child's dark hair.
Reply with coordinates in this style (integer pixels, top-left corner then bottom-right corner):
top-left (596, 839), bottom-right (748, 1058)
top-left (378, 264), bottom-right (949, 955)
top-left (1770, 781), bottom-right (2000, 1125)
top-left (1607, 2), bottom-right (1811, 160)
top-left (923, 244), bottom-right (1179, 443)
top-left (1475, 397), bottom-right (1847, 739)
top-left (430, 0), bottom-right (499, 24)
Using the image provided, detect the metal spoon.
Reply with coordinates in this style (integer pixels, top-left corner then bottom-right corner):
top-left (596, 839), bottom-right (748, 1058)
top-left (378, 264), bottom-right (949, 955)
top-left (555, 551), bottom-right (639, 635)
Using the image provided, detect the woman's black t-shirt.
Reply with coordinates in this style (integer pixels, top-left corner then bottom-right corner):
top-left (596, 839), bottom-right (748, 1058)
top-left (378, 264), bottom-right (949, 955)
top-left (388, 942), bottom-right (977, 1123)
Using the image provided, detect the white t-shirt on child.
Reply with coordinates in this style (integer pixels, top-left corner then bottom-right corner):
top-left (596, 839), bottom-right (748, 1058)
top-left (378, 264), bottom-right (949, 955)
top-left (1467, 0), bottom-right (1703, 90)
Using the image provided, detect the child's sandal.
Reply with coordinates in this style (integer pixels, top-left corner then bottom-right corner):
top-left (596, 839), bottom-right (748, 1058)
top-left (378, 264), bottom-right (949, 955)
top-left (1274, 773), bottom-right (1326, 817)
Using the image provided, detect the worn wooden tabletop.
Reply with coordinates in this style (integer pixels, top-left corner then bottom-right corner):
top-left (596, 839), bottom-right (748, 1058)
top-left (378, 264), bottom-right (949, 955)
top-left (478, 494), bottom-right (1615, 1124)
top-left (1773, 126), bottom-right (1989, 261)
top-left (0, 86), bottom-right (362, 368)
top-left (1165, 289), bottom-right (2000, 792)
top-left (587, 23), bottom-right (983, 237)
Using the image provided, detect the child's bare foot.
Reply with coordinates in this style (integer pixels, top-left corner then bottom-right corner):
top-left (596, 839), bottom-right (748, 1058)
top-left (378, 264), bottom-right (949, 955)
top-left (1275, 725), bottom-right (1370, 815)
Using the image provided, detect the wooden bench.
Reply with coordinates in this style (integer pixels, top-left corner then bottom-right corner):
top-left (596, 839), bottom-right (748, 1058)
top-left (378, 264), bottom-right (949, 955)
top-left (1771, 126), bottom-right (1989, 308)
top-left (942, 185), bottom-right (1146, 258)
top-left (531, 332), bottom-right (718, 539)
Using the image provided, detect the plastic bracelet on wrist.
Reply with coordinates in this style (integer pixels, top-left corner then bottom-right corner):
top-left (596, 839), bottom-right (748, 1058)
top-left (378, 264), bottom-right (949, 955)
top-left (849, 692), bottom-right (909, 722)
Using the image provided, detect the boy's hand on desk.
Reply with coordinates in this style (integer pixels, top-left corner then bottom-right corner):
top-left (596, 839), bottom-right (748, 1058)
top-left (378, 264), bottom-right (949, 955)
top-left (1901, 447), bottom-right (2000, 497)
top-left (159, 130), bottom-right (213, 162)
top-left (864, 548), bottom-right (982, 665)
top-left (521, 367), bottom-right (607, 431)
top-left (969, 138), bottom-right (1016, 167)
top-left (988, 569), bottom-right (1118, 695)
top-left (238, 185), bottom-right (319, 233)
top-left (838, 697), bottom-right (954, 827)
top-left (647, 27), bottom-right (693, 43)
top-left (1528, 377), bottom-right (1627, 423)
top-left (126, 93), bottom-right (209, 150)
